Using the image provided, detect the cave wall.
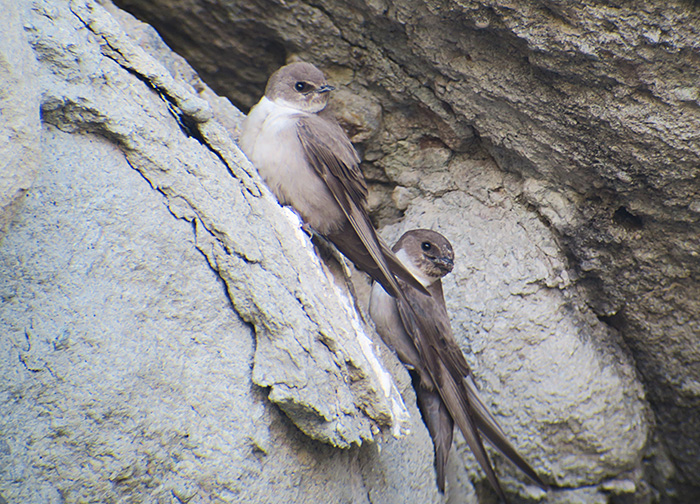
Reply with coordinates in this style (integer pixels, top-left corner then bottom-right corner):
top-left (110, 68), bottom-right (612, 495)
top-left (112, 0), bottom-right (700, 501)
top-left (2, 0), bottom-right (699, 502)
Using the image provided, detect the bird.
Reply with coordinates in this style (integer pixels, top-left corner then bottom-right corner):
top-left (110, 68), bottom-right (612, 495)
top-left (369, 229), bottom-right (548, 501)
top-left (239, 62), bottom-right (428, 298)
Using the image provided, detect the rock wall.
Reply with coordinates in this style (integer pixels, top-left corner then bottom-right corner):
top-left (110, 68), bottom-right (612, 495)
top-left (0, 1), bottom-right (440, 503)
top-left (112, 0), bottom-right (699, 501)
top-left (2, 0), bottom-right (698, 502)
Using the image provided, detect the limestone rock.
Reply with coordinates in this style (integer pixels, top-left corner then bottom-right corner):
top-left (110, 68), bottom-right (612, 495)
top-left (0, 1), bottom-right (41, 233)
top-left (0, 1), bottom-right (443, 503)
top-left (111, 0), bottom-right (699, 501)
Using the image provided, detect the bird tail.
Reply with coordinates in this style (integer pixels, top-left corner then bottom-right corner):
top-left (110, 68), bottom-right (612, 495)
top-left (416, 385), bottom-right (454, 492)
top-left (438, 360), bottom-right (510, 502)
top-left (464, 377), bottom-right (549, 490)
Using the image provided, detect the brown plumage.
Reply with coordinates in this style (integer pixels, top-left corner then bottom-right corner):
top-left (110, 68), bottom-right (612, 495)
top-left (369, 229), bottom-right (548, 501)
top-left (239, 62), bottom-right (428, 297)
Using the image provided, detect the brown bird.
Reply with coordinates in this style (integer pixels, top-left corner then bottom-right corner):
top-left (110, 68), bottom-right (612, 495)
top-left (239, 62), bottom-right (428, 298)
top-left (369, 229), bottom-right (548, 501)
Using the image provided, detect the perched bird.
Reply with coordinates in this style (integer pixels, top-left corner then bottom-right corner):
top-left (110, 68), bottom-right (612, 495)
top-left (239, 62), bottom-right (427, 297)
top-left (369, 229), bottom-right (547, 500)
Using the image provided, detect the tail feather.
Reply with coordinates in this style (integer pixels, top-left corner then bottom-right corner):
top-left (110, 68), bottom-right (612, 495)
top-left (438, 361), bottom-right (508, 503)
top-left (416, 385), bottom-right (454, 492)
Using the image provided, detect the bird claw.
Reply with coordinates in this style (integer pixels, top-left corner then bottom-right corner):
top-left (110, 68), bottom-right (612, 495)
top-left (301, 222), bottom-right (315, 237)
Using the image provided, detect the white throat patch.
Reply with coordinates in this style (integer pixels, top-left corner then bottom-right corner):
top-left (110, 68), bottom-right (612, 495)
top-left (271, 95), bottom-right (325, 114)
top-left (262, 96), bottom-right (303, 115)
top-left (395, 248), bottom-right (435, 288)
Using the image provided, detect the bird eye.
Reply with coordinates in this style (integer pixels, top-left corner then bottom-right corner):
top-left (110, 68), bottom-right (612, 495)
top-left (421, 242), bottom-right (432, 251)
top-left (294, 81), bottom-right (308, 92)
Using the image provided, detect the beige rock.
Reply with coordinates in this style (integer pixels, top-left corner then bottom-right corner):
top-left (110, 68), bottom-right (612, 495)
top-left (112, 0), bottom-right (700, 501)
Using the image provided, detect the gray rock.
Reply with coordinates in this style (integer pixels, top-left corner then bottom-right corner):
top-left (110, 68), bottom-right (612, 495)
top-left (111, 0), bottom-right (700, 501)
top-left (0, 1), bottom-right (41, 233)
top-left (0, 1), bottom-right (443, 503)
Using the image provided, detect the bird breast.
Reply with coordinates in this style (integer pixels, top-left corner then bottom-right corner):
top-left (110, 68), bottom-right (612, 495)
top-left (239, 97), bottom-right (345, 234)
top-left (369, 282), bottom-right (422, 370)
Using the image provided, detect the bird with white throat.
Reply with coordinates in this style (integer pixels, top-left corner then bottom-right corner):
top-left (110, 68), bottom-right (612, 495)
top-left (369, 229), bottom-right (548, 500)
top-left (239, 62), bottom-right (428, 298)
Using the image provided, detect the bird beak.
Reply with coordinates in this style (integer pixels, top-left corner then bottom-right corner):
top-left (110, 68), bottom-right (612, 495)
top-left (317, 85), bottom-right (335, 94)
top-left (432, 256), bottom-right (454, 273)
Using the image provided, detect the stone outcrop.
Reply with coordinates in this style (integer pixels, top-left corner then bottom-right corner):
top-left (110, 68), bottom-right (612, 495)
top-left (2, 0), bottom-right (698, 502)
top-left (1, 1), bottom-right (438, 503)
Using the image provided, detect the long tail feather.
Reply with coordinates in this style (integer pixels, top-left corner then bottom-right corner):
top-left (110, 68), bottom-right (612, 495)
top-left (416, 385), bottom-right (454, 492)
top-left (439, 363), bottom-right (508, 502)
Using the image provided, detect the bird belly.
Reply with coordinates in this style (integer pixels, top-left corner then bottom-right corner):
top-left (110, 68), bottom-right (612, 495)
top-left (369, 282), bottom-right (422, 370)
top-left (241, 99), bottom-right (345, 234)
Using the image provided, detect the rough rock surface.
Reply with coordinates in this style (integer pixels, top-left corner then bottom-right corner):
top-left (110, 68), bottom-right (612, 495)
top-left (112, 0), bottom-right (700, 501)
top-left (0, 1), bottom-right (444, 503)
top-left (0, 2), bottom-right (41, 233)
top-left (2, 0), bottom-right (696, 503)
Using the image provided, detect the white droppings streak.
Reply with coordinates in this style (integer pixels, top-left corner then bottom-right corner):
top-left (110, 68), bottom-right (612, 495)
top-left (282, 207), bottom-right (314, 251)
top-left (321, 258), bottom-right (412, 438)
top-left (279, 210), bottom-right (411, 437)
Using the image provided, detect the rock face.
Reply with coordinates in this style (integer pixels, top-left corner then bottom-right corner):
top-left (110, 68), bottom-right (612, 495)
top-left (1, 1), bottom-right (696, 504)
top-left (0, 1), bottom-right (440, 503)
top-left (112, 0), bottom-right (699, 501)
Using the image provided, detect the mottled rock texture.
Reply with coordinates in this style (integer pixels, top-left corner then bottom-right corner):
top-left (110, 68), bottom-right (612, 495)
top-left (2, 0), bottom-right (697, 503)
top-left (0, 1), bottom-right (441, 503)
top-left (111, 0), bottom-right (699, 501)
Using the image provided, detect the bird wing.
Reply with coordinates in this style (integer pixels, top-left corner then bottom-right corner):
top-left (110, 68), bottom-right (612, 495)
top-left (416, 385), bottom-right (454, 492)
top-left (396, 280), bottom-right (547, 498)
top-left (296, 115), bottom-right (428, 296)
top-left (395, 282), bottom-right (507, 501)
